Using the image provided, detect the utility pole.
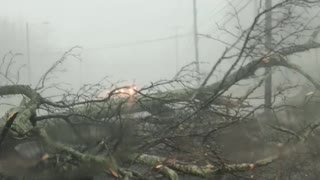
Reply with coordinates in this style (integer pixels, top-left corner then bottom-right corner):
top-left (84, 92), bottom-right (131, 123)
top-left (79, 60), bottom-right (83, 89)
top-left (264, 0), bottom-right (272, 114)
top-left (192, 0), bottom-right (200, 85)
top-left (25, 21), bottom-right (49, 86)
top-left (175, 27), bottom-right (179, 73)
top-left (26, 22), bottom-right (31, 85)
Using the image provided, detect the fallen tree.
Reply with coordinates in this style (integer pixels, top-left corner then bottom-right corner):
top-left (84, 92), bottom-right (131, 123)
top-left (1, 0), bottom-right (320, 179)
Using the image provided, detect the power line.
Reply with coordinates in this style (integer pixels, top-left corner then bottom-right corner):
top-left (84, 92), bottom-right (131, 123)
top-left (190, 0), bottom-right (234, 33)
top-left (219, 0), bottom-right (253, 26)
top-left (197, 0), bottom-right (231, 25)
top-left (201, 0), bottom-right (253, 35)
top-left (39, 1), bottom-right (252, 54)
top-left (196, 0), bottom-right (237, 29)
top-left (82, 33), bottom-right (192, 51)
top-left (41, 33), bottom-right (192, 54)
top-left (171, 0), bottom-right (235, 42)
top-left (210, 0), bottom-right (237, 18)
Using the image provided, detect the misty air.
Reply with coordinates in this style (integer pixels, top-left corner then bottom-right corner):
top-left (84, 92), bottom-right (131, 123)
top-left (0, 0), bottom-right (320, 179)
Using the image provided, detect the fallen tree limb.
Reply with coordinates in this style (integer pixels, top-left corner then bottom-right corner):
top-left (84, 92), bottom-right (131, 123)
top-left (37, 128), bottom-right (120, 177)
top-left (130, 153), bottom-right (278, 178)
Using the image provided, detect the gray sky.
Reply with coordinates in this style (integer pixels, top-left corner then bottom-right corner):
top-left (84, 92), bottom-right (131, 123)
top-left (1, 0), bottom-right (259, 89)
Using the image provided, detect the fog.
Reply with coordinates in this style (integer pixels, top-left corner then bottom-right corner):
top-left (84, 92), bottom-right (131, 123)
top-left (1, 0), bottom-right (320, 107)
top-left (0, 0), bottom-right (262, 88)
top-left (1, 1), bottom-right (320, 179)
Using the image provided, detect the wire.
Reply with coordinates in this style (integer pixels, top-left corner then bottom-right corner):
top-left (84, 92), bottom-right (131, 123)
top-left (219, 0), bottom-right (254, 26)
top-left (42, 33), bottom-right (192, 54)
top-left (197, 0), bottom-right (237, 28)
top-left (83, 33), bottom-right (192, 51)
top-left (77, 1), bottom-right (247, 52)
top-left (45, 1), bottom-right (251, 53)
top-left (201, 0), bottom-right (253, 35)
top-left (210, 0), bottom-right (236, 18)
top-left (187, 0), bottom-right (233, 32)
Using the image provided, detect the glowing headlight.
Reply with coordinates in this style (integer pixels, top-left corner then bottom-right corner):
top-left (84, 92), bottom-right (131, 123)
top-left (98, 86), bottom-right (137, 98)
